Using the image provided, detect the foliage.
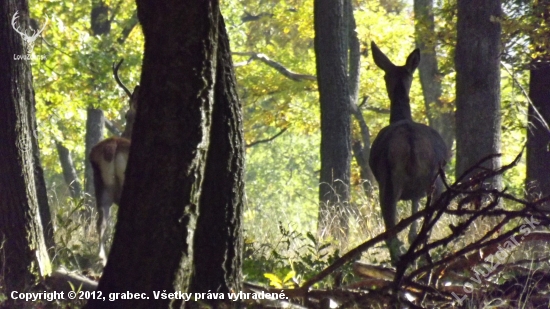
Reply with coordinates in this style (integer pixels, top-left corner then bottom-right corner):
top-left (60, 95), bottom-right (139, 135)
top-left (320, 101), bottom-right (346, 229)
top-left (243, 223), bottom-right (344, 288)
top-left (30, 0), bottom-right (143, 195)
top-left (245, 131), bottom-right (320, 239)
top-left (24, 0), bottom-right (545, 279)
top-left (51, 195), bottom-right (101, 271)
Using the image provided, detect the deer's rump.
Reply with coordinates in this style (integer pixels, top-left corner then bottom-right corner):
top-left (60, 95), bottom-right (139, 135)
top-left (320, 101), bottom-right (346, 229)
top-left (369, 120), bottom-right (448, 201)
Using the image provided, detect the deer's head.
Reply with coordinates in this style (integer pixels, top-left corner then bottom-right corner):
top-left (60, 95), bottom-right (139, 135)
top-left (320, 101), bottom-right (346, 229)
top-left (371, 41), bottom-right (420, 123)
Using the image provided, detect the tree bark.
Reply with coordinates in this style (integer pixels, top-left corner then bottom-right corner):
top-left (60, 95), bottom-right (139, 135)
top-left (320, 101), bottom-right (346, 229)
top-left (188, 15), bottom-right (244, 307)
top-left (315, 0), bottom-right (352, 239)
top-left (0, 1), bottom-right (51, 298)
top-left (31, 91), bottom-right (55, 253)
top-left (85, 0), bottom-right (219, 308)
top-left (84, 108), bottom-right (104, 214)
top-left (56, 141), bottom-right (83, 200)
top-left (414, 0), bottom-right (454, 151)
top-left (84, 0), bottom-right (110, 214)
top-left (91, 0), bottom-right (111, 35)
top-left (348, 1), bottom-right (375, 195)
top-left (455, 0), bottom-right (502, 190)
top-left (379, 0), bottom-right (406, 14)
top-left (526, 0), bottom-right (550, 198)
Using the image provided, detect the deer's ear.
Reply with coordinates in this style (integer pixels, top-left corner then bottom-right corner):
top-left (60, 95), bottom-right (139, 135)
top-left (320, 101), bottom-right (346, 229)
top-left (371, 41), bottom-right (395, 72)
top-left (405, 49), bottom-right (420, 73)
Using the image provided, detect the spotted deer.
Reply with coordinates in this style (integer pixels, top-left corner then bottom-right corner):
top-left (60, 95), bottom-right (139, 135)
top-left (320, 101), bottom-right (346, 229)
top-left (369, 42), bottom-right (448, 265)
top-left (89, 59), bottom-right (139, 263)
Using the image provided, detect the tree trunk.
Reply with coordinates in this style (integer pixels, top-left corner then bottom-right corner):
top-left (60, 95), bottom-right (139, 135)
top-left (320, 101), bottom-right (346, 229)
top-left (91, 0), bottom-right (111, 35)
top-left (188, 15), bottom-right (244, 306)
top-left (84, 108), bottom-right (104, 213)
top-left (315, 0), bottom-right (352, 239)
top-left (85, 1), bottom-right (219, 308)
top-left (414, 0), bottom-right (454, 151)
top-left (455, 0), bottom-right (502, 190)
top-left (31, 90), bottom-right (55, 254)
top-left (379, 0), bottom-right (406, 14)
top-left (56, 141), bottom-right (83, 200)
top-left (0, 1), bottom-right (51, 298)
top-left (348, 1), bottom-right (375, 195)
top-left (526, 0), bottom-right (550, 198)
top-left (84, 1), bottom-right (110, 214)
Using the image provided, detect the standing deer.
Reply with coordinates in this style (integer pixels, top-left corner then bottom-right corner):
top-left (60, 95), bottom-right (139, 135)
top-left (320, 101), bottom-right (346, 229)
top-left (369, 42), bottom-right (448, 265)
top-left (89, 59), bottom-right (139, 263)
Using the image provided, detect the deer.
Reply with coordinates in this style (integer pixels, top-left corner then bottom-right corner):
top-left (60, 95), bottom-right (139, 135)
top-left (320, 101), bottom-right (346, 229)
top-left (369, 41), bottom-right (448, 265)
top-left (89, 59), bottom-right (139, 264)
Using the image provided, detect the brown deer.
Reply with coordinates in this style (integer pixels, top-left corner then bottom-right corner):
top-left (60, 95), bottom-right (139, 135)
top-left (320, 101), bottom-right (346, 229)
top-left (369, 42), bottom-right (448, 265)
top-left (89, 59), bottom-right (139, 263)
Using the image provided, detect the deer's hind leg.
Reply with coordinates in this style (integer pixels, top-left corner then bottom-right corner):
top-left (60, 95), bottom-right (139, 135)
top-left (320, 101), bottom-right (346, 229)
top-left (97, 187), bottom-right (114, 265)
top-left (408, 198), bottom-right (420, 246)
top-left (380, 181), bottom-right (405, 265)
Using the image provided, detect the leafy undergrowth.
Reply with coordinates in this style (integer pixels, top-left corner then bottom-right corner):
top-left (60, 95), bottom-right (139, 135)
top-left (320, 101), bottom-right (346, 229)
top-left (243, 223), bottom-right (345, 289)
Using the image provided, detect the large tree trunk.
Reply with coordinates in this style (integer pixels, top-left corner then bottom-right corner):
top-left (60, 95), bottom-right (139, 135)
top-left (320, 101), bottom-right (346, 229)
top-left (315, 0), bottom-right (352, 239)
top-left (188, 16), bottom-right (244, 307)
top-left (0, 1), bottom-right (51, 299)
top-left (85, 1), bottom-right (219, 308)
top-left (414, 0), bottom-right (454, 151)
top-left (526, 0), bottom-right (550, 199)
top-left (455, 0), bottom-right (502, 190)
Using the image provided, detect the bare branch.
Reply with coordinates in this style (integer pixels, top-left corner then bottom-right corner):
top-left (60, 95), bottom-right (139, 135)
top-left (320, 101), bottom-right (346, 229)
top-left (351, 96), bottom-right (375, 186)
top-left (233, 52), bottom-right (316, 81)
top-left (240, 11), bottom-right (274, 23)
top-left (246, 128), bottom-right (288, 148)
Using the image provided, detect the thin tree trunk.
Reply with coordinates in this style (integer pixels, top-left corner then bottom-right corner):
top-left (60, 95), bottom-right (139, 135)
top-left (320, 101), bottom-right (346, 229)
top-left (84, 1), bottom-right (110, 214)
top-left (56, 141), bottom-right (83, 200)
top-left (86, 1), bottom-right (219, 308)
top-left (84, 108), bottom-right (104, 213)
top-left (414, 0), bottom-right (454, 150)
top-left (348, 1), bottom-right (375, 195)
top-left (31, 91), bottom-right (55, 254)
top-left (0, 1), bottom-right (51, 298)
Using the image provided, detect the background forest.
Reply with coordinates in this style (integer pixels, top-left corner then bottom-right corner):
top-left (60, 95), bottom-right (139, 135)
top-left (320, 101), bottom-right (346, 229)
top-left (2, 0), bottom-right (550, 307)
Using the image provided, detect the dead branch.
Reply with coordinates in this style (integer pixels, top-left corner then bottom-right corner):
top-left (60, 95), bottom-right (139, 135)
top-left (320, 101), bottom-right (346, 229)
top-left (246, 128), bottom-right (288, 148)
top-left (233, 52), bottom-right (316, 81)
